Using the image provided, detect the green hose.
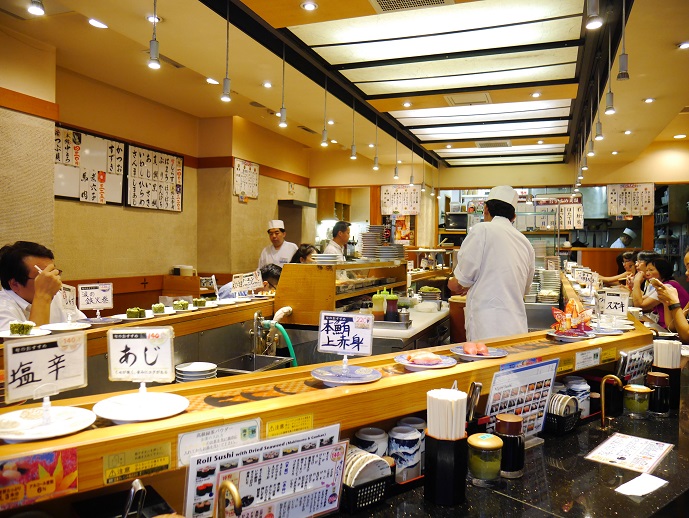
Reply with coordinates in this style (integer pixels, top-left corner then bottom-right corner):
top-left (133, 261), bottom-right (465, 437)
top-left (263, 321), bottom-right (298, 367)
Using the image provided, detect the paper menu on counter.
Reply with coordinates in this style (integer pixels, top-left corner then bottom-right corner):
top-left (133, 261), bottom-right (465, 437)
top-left (585, 433), bottom-right (673, 473)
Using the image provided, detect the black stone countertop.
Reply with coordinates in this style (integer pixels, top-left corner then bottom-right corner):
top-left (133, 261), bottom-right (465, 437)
top-left (335, 413), bottom-right (689, 518)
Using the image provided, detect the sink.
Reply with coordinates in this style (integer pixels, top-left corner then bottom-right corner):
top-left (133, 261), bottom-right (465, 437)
top-left (216, 354), bottom-right (292, 376)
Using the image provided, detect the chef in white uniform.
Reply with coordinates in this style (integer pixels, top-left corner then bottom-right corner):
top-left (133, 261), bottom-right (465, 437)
top-left (610, 228), bottom-right (636, 248)
top-left (258, 220), bottom-right (298, 269)
top-left (448, 186), bottom-right (535, 341)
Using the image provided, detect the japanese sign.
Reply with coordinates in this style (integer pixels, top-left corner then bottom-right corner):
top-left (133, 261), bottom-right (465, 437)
top-left (77, 283), bottom-right (113, 311)
top-left (575, 348), bottom-right (601, 370)
top-left (381, 184), bottom-right (421, 215)
top-left (103, 443), bottom-right (171, 485)
top-left (127, 145), bottom-right (183, 211)
top-left (232, 270), bottom-right (264, 293)
top-left (317, 312), bottom-right (374, 356)
top-left (233, 157), bottom-right (259, 198)
top-left (106, 327), bottom-right (175, 383)
top-left (607, 183), bottom-right (654, 216)
top-left (3, 333), bottom-right (87, 403)
top-left (60, 284), bottom-right (77, 313)
top-left (184, 425), bottom-right (341, 518)
top-left (0, 449), bottom-right (78, 511)
top-left (603, 290), bottom-right (629, 317)
top-left (178, 419), bottom-right (260, 467)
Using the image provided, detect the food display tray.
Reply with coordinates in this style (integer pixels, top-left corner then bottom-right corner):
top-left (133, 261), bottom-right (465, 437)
top-left (373, 320), bottom-right (412, 329)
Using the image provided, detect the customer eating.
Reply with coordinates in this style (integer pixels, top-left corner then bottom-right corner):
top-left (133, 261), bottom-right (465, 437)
top-left (654, 249), bottom-right (689, 342)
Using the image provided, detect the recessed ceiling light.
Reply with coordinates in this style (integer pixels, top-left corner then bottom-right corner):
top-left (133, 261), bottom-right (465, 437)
top-left (262, 81), bottom-right (272, 88)
top-left (330, 139), bottom-right (337, 144)
top-left (27, 0), bottom-right (44, 16)
top-left (403, 101), bottom-right (412, 108)
top-left (397, 160), bottom-right (403, 164)
top-left (531, 92), bottom-right (541, 98)
top-left (446, 144), bottom-right (452, 149)
top-left (368, 143), bottom-right (375, 148)
top-left (147, 15), bottom-right (161, 23)
top-left (643, 98), bottom-right (655, 103)
top-left (537, 140), bottom-right (544, 144)
top-left (300, 1), bottom-right (318, 11)
top-left (611, 151), bottom-right (618, 155)
top-left (678, 42), bottom-right (689, 50)
top-left (574, 187), bottom-right (580, 192)
top-left (327, 119), bottom-right (334, 125)
top-left (206, 78), bottom-right (219, 85)
top-left (88, 19), bottom-right (108, 29)
top-left (674, 134), bottom-right (687, 139)
top-left (624, 130), bottom-right (632, 135)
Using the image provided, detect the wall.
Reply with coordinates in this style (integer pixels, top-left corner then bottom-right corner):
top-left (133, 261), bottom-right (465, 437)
top-left (0, 27), bottom-right (55, 102)
top-left (438, 162), bottom-right (575, 189)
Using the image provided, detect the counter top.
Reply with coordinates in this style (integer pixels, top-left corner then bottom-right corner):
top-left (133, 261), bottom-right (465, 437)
top-left (373, 306), bottom-right (449, 340)
top-left (344, 413), bottom-right (689, 518)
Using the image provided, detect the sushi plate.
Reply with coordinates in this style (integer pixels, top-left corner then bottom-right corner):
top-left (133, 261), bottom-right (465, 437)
top-left (40, 322), bottom-right (91, 332)
top-left (450, 345), bottom-right (508, 362)
top-left (0, 328), bottom-right (51, 338)
top-left (311, 366), bottom-right (381, 387)
top-left (546, 331), bottom-right (596, 343)
top-left (394, 354), bottom-right (457, 371)
top-left (0, 406), bottom-right (96, 443)
top-left (93, 392), bottom-right (189, 424)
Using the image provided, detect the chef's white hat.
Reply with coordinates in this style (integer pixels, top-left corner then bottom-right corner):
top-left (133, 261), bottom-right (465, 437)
top-left (487, 185), bottom-right (519, 209)
top-left (622, 228), bottom-right (637, 239)
top-left (267, 220), bottom-right (285, 230)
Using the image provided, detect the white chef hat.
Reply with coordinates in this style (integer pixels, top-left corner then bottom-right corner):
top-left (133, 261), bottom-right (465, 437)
top-left (622, 228), bottom-right (637, 239)
top-left (487, 185), bottom-right (519, 209)
top-left (267, 220), bottom-right (285, 230)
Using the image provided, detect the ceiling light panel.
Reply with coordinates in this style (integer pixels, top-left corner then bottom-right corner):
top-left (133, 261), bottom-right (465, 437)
top-left (437, 144), bottom-right (565, 157)
top-left (411, 121), bottom-right (569, 141)
top-left (446, 155), bottom-right (563, 166)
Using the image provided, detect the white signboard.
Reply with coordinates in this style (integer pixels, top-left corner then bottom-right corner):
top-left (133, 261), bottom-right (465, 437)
top-left (603, 291), bottom-right (629, 317)
top-left (106, 327), bottom-right (175, 383)
top-left (607, 183), bottom-right (654, 216)
top-left (317, 312), bottom-right (374, 356)
top-left (232, 271), bottom-right (263, 293)
top-left (60, 284), bottom-right (77, 312)
top-left (77, 283), bottom-right (113, 311)
top-left (381, 184), bottom-right (421, 215)
top-left (233, 157), bottom-right (259, 198)
top-left (3, 332), bottom-right (87, 403)
top-left (178, 419), bottom-right (261, 467)
top-left (575, 348), bottom-right (601, 370)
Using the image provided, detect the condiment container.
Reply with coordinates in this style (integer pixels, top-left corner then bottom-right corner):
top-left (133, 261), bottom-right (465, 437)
top-left (566, 379), bottom-right (590, 418)
top-left (646, 372), bottom-right (670, 417)
top-left (494, 414), bottom-right (524, 479)
top-left (623, 384), bottom-right (652, 419)
top-left (354, 427), bottom-right (388, 456)
top-left (467, 433), bottom-right (503, 485)
top-left (388, 426), bottom-right (422, 483)
top-left (372, 292), bottom-right (385, 321)
top-left (385, 294), bottom-right (399, 321)
top-left (398, 308), bottom-right (410, 323)
top-left (397, 416), bottom-right (426, 472)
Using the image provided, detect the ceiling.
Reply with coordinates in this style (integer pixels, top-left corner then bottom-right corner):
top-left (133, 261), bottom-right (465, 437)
top-left (2, 0), bottom-right (688, 186)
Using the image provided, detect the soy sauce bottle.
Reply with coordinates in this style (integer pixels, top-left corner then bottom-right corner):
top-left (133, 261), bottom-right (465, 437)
top-left (495, 414), bottom-right (524, 478)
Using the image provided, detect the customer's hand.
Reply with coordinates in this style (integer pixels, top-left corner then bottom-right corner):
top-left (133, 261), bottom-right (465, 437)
top-left (632, 271), bottom-right (645, 287)
top-left (33, 264), bottom-right (62, 302)
top-left (654, 281), bottom-right (680, 306)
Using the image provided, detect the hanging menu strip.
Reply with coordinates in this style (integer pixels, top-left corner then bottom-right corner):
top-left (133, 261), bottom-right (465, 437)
top-left (381, 184), bottom-right (421, 215)
top-left (234, 157), bottom-right (259, 198)
top-left (127, 145), bottom-right (183, 211)
top-left (607, 183), bottom-right (654, 216)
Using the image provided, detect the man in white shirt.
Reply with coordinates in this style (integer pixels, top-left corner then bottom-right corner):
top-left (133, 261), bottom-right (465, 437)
top-left (0, 241), bottom-right (86, 330)
top-left (448, 186), bottom-right (535, 341)
top-left (258, 220), bottom-right (298, 269)
top-left (322, 221), bottom-right (351, 261)
top-left (610, 228), bottom-right (636, 248)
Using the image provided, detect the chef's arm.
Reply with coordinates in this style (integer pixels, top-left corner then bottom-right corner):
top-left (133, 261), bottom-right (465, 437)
top-left (448, 276), bottom-right (469, 296)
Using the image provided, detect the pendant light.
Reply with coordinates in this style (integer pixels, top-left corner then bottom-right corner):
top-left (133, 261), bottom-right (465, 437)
top-left (393, 133), bottom-right (399, 179)
top-left (586, 0), bottom-right (603, 30)
top-left (372, 117), bottom-right (379, 170)
top-left (350, 99), bottom-right (357, 159)
top-left (27, 0), bottom-right (45, 15)
top-left (617, 0), bottom-right (629, 80)
top-left (409, 146), bottom-right (414, 186)
top-left (587, 103), bottom-right (595, 156)
top-left (421, 158), bottom-right (426, 192)
top-left (220, 1), bottom-right (231, 102)
top-left (320, 77), bottom-right (328, 147)
top-left (604, 30), bottom-right (616, 114)
top-left (148, 0), bottom-right (161, 69)
top-left (594, 72), bottom-right (604, 140)
top-left (278, 45), bottom-right (287, 128)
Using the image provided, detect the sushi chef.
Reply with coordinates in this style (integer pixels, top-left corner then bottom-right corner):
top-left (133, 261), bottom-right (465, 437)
top-left (258, 220), bottom-right (298, 268)
top-left (448, 186), bottom-right (535, 341)
top-left (0, 241), bottom-right (86, 329)
top-left (322, 221), bottom-right (351, 261)
top-left (610, 228), bottom-right (636, 248)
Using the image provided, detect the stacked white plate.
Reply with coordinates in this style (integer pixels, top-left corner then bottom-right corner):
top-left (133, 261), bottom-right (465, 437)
top-left (314, 254), bottom-right (340, 264)
top-left (538, 269), bottom-right (561, 303)
top-left (343, 445), bottom-right (392, 487)
top-left (376, 244), bottom-right (404, 260)
top-left (175, 362), bottom-right (217, 382)
top-left (360, 232), bottom-right (383, 259)
top-left (368, 225), bottom-right (385, 234)
top-left (419, 291), bottom-right (441, 302)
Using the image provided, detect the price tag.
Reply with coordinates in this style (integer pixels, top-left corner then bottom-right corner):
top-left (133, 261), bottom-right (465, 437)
top-left (317, 311), bottom-right (373, 356)
top-left (603, 291), bottom-right (629, 317)
top-left (106, 327), bottom-right (175, 383)
top-left (77, 283), bottom-right (113, 311)
top-left (575, 348), bottom-right (601, 370)
top-left (3, 333), bottom-right (87, 403)
top-left (60, 284), bottom-right (77, 312)
top-left (177, 419), bottom-right (260, 467)
top-left (232, 270), bottom-right (263, 293)
top-left (407, 260), bottom-right (414, 271)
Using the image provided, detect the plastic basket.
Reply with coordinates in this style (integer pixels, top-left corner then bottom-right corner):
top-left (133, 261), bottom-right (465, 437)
top-left (543, 410), bottom-right (581, 435)
top-left (341, 475), bottom-right (393, 513)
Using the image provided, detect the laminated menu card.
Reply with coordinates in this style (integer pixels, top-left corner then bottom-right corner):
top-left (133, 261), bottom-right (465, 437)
top-left (585, 433), bottom-right (673, 473)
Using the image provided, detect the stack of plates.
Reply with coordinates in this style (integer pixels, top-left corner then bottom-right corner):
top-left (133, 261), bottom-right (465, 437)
top-left (525, 282), bottom-right (539, 303)
top-left (376, 244), bottom-right (405, 260)
top-left (539, 270), bottom-right (560, 293)
top-left (531, 241), bottom-right (547, 257)
top-left (538, 289), bottom-right (560, 303)
top-left (368, 225), bottom-right (385, 234)
top-left (175, 362), bottom-right (217, 383)
top-left (419, 291), bottom-right (441, 302)
top-left (314, 254), bottom-right (341, 264)
top-left (360, 232), bottom-right (383, 259)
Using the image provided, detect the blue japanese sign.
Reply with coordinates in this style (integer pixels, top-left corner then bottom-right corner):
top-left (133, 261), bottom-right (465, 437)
top-left (317, 312), bottom-right (374, 356)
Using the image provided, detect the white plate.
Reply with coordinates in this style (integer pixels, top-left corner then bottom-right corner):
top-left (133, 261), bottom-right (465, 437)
top-left (0, 406), bottom-right (96, 443)
top-left (111, 313), bottom-right (154, 322)
top-left (150, 307), bottom-right (177, 316)
top-left (394, 354), bottom-right (457, 371)
top-left (173, 306), bottom-right (198, 312)
top-left (93, 392), bottom-right (189, 424)
top-left (217, 298), bottom-right (238, 305)
top-left (0, 328), bottom-right (51, 338)
top-left (176, 361), bottom-right (217, 373)
top-left (40, 322), bottom-right (91, 332)
top-left (77, 317), bottom-right (122, 326)
top-left (311, 366), bottom-right (382, 387)
top-left (546, 331), bottom-right (595, 342)
top-left (193, 301), bottom-right (218, 309)
top-left (591, 328), bottom-right (625, 336)
top-left (450, 345), bottom-right (509, 361)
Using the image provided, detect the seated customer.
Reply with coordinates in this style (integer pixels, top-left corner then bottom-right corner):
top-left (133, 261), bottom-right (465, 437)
top-left (645, 257), bottom-right (689, 329)
top-left (0, 241), bottom-right (86, 329)
top-left (652, 250), bottom-right (689, 339)
top-left (290, 244), bottom-right (319, 263)
top-left (218, 264), bottom-right (282, 299)
top-left (630, 250), bottom-right (660, 316)
top-left (599, 251), bottom-right (637, 289)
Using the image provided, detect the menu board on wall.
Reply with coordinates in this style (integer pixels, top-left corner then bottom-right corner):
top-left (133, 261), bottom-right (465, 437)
top-left (381, 184), bottom-right (421, 215)
top-left (233, 157), bottom-right (259, 198)
top-left (127, 146), bottom-right (183, 211)
top-left (54, 126), bottom-right (124, 204)
top-left (607, 183), bottom-right (654, 216)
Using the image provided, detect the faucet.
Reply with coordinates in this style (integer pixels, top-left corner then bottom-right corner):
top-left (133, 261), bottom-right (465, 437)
top-left (216, 479), bottom-right (242, 517)
top-left (600, 374), bottom-right (623, 430)
top-left (252, 310), bottom-right (264, 356)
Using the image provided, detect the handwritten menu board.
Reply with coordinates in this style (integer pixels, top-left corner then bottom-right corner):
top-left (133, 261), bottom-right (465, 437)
top-left (530, 198), bottom-right (584, 230)
top-left (127, 146), bottom-right (183, 211)
top-left (54, 127), bottom-right (124, 204)
top-left (381, 184), bottom-right (421, 215)
top-left (607, 183), bottom-right (654, 216)
top-left (233, 157), bottom-right (259, 198)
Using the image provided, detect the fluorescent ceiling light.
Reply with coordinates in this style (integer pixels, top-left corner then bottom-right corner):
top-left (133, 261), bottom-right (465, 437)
top-left (88, 19), bottom-right (108, 29)
top-left (437, 144), bottom-right (564, 157)
top-left (674, 134), bottom-right (687, 139)
top-left (411, 120), bottom-right (567, 139)
top-left (446, 155), bottom-right (562, 166)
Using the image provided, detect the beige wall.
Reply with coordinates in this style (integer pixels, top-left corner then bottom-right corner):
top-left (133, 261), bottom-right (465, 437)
top-left (0, 27), bottom-right (55, 102)
top-left (438, 162), bottom-right (575, 189)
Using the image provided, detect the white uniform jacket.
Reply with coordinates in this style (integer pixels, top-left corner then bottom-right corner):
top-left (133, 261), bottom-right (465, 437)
top-left (257, 242), bottom-right (298, 269)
